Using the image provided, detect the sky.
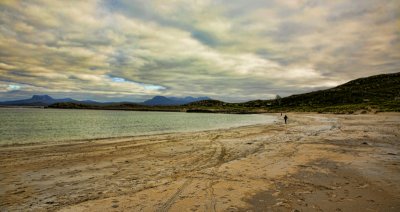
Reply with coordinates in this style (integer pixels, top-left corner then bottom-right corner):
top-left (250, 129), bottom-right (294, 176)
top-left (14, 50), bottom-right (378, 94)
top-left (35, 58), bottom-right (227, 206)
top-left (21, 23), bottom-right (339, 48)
top-left (0, 0), bottom-right (399, 102)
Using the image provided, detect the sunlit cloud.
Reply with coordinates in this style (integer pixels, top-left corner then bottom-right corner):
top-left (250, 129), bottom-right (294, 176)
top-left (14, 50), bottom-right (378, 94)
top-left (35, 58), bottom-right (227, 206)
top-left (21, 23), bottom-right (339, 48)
top-left (7, 84), bottom-right (21, 91)
top-left (0, 0), bottom-right (398, 102)
top-left (107, 75), bottom-right (166, 91)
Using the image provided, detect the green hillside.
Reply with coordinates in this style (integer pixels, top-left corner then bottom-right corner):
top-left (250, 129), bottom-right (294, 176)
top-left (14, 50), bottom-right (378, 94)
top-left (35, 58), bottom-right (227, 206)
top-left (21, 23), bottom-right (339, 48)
top-left (49, 72), bottom-right (400, 113)
top-left (280, 72), bottom-right (399, 105)
top-left (187, 72), bottom-right (400, 113)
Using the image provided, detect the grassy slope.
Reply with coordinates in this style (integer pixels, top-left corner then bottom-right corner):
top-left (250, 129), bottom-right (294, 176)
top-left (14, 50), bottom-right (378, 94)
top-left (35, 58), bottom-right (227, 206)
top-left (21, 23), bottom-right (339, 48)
top-left (186, 72), bottom-right (400, 113)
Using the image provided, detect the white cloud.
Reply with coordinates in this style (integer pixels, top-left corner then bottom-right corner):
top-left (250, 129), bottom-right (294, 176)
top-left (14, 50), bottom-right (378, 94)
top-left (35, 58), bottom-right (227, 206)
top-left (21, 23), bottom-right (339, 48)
top-left (0, 0), bottom-right (398, 102)
top-left (7, 84), bottom-right (21, 91)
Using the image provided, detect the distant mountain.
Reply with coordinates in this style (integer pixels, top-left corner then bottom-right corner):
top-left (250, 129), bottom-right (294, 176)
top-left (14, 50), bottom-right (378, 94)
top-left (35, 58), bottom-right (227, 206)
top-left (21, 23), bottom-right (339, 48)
top-left (0, 95), bottom-right (82, 106)
top-left (3, 72), bottom-right (399, 113)
top-left (142, 96), bottom-right (174, 106)
top-left (0, 95), bottom-right (212, 107)
top-left (143, 96), bottom-right (211, 106)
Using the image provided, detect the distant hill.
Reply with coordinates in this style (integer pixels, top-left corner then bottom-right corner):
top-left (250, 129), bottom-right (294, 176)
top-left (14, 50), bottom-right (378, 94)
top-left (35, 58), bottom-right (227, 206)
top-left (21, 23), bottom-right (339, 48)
top-left (3, 72), bottom-right (399, 113)
top-left (0, 95), bottom-right (112, 106)
top-left (241, 72), bottom-right (400, 112)
top-left (242, 72), bottom-right (400, 106)
top-left (279, 72), bottom-right (400, 106)
top-left (0, 95), bottom-right (81, 106)
top-left (143, 96), bottom-right (211, 106)
top-left (183, 72), bottom-right (400, 113)
top-left (0, 95), bottom-right (211, 107)
top-left (185, 99), bottom-right (227, 107)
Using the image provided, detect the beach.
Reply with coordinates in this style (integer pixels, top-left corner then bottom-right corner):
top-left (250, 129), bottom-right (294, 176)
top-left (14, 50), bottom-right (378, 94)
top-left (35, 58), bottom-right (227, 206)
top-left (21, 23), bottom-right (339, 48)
top-left (1, 113), bottom-right (399, 211)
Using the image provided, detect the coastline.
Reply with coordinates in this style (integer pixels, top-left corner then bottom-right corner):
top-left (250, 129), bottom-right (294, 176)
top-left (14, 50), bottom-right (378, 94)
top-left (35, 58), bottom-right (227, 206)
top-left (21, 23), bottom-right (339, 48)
top-left (1, 113), bottom-right (399, 211)
top-left (0, 121), bottom-right (272, 148)
top-left (0, 109), bottom-right (274, 146)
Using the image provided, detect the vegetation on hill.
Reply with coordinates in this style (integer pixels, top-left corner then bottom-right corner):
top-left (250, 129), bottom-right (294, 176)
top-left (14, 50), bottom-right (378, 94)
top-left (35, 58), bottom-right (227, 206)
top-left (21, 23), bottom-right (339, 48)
top-left (48, 72), bottom-right (400, 114)
top-left (273, 72), bottom-right (399, 106)
top-left (184, 72), bottom-right (400, 113)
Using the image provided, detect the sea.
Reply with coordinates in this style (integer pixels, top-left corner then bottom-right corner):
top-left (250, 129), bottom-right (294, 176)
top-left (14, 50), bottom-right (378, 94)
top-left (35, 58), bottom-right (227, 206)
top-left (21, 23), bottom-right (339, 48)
top-left (0, 108), bottom-right (276, 145)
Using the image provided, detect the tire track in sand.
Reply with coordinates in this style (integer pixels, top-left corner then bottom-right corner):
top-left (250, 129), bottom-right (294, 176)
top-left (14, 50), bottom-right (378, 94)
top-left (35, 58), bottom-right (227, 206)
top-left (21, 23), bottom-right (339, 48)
top-left (157, 179), bottom-right (193, 212)
top-left (156, 135), bottom-right (223, 211)
top-left (205, 135), bottom-right (226, 212)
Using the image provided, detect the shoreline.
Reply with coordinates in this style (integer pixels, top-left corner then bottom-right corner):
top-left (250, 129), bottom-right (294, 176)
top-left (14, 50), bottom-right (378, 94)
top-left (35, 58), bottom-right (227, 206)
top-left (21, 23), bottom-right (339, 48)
top-left (1, 111), bottom-right (396, 148)
top-left (0, 113), bottom-right (277, 148)
top-left (0, 122), bottom-right (271, 148)
top-left (4, 105), bottom-right (394, 115)
top-left (1, 113), bottom-right (399, 211)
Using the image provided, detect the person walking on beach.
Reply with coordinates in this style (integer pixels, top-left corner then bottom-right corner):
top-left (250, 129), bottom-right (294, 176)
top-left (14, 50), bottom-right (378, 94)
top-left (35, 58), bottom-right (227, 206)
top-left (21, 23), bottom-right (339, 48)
top-left (284, 115), bottom-right (288, 124)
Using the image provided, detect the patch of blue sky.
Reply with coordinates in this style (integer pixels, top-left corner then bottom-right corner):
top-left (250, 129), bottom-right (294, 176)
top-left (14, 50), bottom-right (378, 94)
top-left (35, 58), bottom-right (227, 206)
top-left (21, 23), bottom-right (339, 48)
top-left (107, 75), bottom-right (165, 91)
top-left (142, 84), bottom-right (165, 90)
top-left (110, 77), bottom-right (126, 83)
top-left (7, 84), bottom-right (21, 91)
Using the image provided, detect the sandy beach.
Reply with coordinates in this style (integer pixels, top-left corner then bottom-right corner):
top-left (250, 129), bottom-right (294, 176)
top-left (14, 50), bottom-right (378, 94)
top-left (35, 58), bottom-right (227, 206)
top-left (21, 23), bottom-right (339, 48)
top-left (0, 113), bottom-right (399, 211)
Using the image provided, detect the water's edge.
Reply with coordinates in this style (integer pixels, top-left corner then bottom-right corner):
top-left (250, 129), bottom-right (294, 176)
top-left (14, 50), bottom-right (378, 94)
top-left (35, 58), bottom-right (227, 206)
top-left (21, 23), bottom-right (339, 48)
top-left (0, 108), bottom-right (277, 146)
top-left (0, 122), bottom-right (274, 148)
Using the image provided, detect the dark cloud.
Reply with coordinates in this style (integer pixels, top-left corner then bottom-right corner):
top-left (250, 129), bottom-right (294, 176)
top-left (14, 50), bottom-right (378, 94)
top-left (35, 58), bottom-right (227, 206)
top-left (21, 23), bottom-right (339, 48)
top-left (0, 0), bottom-right (398, 102)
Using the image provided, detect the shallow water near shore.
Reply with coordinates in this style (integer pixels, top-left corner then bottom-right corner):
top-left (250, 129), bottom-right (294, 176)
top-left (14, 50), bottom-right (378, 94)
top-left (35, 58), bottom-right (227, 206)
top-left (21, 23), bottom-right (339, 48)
top-left (0, 108), bottom-right (275, 145)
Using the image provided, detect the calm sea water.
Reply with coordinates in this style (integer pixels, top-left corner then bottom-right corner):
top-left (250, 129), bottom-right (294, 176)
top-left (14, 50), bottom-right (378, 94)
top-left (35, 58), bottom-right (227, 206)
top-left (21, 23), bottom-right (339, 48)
top-left (0, 108), bottom-right (275, 145)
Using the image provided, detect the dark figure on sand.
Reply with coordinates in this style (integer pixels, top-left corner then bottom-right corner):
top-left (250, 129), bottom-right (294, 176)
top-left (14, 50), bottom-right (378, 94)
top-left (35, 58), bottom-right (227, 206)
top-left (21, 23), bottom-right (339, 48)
top-left (284, 115), bottom-right (288, 124)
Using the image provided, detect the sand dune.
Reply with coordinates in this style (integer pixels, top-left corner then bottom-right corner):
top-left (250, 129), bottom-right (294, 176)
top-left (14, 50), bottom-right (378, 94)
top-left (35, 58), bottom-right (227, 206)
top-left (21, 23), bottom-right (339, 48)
top-left (1, 113), bottom-right (399, 211)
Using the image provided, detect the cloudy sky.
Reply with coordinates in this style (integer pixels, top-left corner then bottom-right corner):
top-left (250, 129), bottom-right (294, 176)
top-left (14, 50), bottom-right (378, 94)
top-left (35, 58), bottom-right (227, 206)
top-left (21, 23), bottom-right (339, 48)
top-left (0, 0), bottom-right (399, 102)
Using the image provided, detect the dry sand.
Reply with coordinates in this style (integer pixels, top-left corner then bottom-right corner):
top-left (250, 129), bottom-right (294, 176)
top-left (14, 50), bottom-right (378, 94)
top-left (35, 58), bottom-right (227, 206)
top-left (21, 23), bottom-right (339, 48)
top-left (0, 113), bottom-right (399, 211)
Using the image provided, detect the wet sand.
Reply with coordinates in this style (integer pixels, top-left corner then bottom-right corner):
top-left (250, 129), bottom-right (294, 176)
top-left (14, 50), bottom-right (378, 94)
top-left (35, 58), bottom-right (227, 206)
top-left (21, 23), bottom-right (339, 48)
top-left (0, 113), bottom-right (399, 211)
